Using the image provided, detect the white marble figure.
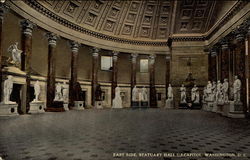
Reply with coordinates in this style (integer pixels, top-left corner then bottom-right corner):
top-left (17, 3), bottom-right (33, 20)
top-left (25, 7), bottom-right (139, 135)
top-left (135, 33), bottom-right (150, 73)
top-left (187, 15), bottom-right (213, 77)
top-left (205, 81), bottom-right (213, 101)
top-left (141, 87), bottom-right (148, 101)
top-left (203, 86), bottom-right (207, 102)
top-left (3, 75), bottom-right (15, 104)
top-left (112, 87), bottom-right (123, 108)
top-left (33, 80), bottom-right (41, 102)
top-left (167, 84), bottom-right (173, 100)
top-left (191, 85), bottom-right (199, 103)
top-left (222, 79), bottom-right (229, 103)
top-left (54, 83), bottom-right (63, 101)
top-left (62, 82), bottom-right (69, 103)
top-left (211, 81), bottom-right (217, 101)
top-left (216, 80), bottom-right (223, 103)
top-left (180, 84), bottom-right (186, 103)
top-left (132, 86), bottom-right (138, 101)
top-left (7, 42), bottom-right (23, 64)
top-left (233, 76), bottom-right (241, 103)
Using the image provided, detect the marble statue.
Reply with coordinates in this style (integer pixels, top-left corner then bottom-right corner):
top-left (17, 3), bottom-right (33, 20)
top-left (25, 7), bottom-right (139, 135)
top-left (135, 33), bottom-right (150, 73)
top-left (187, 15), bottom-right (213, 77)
top-left (132, 86), bottom-right (138, 101)
top-left (3, 75), bottom-right (14, 104)
top-left (180, 84), bottom-right (186, 103)
top-left (191, 85), bottom-right (199, 103)
top-left (54, 83), bottom-right (63, 101)
top-left (112, 87), bottom-right (123, 108)
top-left (141, 87), bottom-right (148, 101)
top-left (33, 80), bottom-right (41, 102)
top-left (203, 86), bottom-right (207, 101)
top-left (211, 81), bottom-right (217, 101)
top-left (222, 79), bottom-right (229, 102)
top-left (7, 42), bottom-right (23, 64)
top-left (233, 76), bottom-right (241, 103)
top-left (167, 84), bottom-right (173, 100)
top-left (216, 80), bottom-right (223, 103)
top-left (62, 82), bottom-right (69, 102)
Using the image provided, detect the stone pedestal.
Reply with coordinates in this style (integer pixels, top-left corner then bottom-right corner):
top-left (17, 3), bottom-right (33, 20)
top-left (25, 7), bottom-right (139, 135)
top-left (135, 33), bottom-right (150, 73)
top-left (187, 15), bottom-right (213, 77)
top-left (228, 101), bottom-right (245, 118)
top-left (202, 102), bottom-right (208, 111)
top-left (179, 103), bottom-right (187, 109)
top-left (73, 101), bottom-right (84, 110)
top-left (207, 102), bottom-right (214, 111)
top-left (29, 101), bottom-right (45, 114)
top-left (165, 99), bottom-right (173, 109)
top-left (45, 101), bottom-right (65, 112)
top-left (112, 98), bottom-right (123, 109)
top-left (222, 103), bottom-right (230, 116)
top-left (141, 101), bottom-right (149, 108)
top-left (0, 103), bottom-right (18, 116)
top-left (64, 103), bottom-right (69, 111)
top-left (95, 101), bottom-right (103, 109)
top-left (212, 102), bottom-right (218, 112)
top-left (216, 104), bottom-right (223, 114)
top-left (131, 101), bottom-right (139, 108)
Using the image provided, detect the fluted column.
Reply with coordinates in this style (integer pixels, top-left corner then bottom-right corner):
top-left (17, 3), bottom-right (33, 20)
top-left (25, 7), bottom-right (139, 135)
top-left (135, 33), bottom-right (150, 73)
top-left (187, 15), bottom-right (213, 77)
top-left (0, 2), bottom-right (7, 101)
top-left (149, 54), bottom-right (157, 107)
top-left (165, 55), bottom-right (171, 96)
top-left (131, 53), bottom-right (138, 103)
top-left (69, 41), bottom-right (79, 108)
top-left (210, 48), bottom-right (217, 82)
top-left (46, 33), bottom-right (57, 108)
top-left (111, 51), bottom-right (118, 102)
top-left (235, 29), bottom-right (247, 114)
top-left (91, 47), bottom-right (100, 106)
top-left (19, 20), bottom-right (34, 114)
top-left (220, 38), bottom-right (230, 81)
top-left (247, 25), bottom-right (250, 112)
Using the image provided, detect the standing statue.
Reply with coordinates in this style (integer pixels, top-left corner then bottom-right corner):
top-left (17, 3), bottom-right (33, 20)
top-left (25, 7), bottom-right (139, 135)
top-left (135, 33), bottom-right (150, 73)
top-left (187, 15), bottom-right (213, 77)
top-left (203, 86), bottom-right (207, 102)
top-left (33, 80), bottom-right (41, 102)
top-left (7, 42), bottom-right (23, 64)
top-left (191, 85), bottom-right (199, 103)
top-left (132, 86), bottom-right (138, 101)
top-left (3, 75), bottom-right (14, 104)
top-left (233, 76), bottom-right (241, 103)
top-left (112, 86), bottom-right (123, 108)
top-left (216, 80), bottom-right (223, 102)
top-left (54, 83), bottom-right (63, 101)
top-left (206, 81), bottom-right (213, 101)
top-left (167, 84), bottom-right (173, 100)
top-left (180, 84), bottom-right (186, 103)
top-left (222, 79), bottom-right (229, 102)
top-left (62, 82), bottom-right (69, 102)
top-left (141, 87), bottom-right (148, 101)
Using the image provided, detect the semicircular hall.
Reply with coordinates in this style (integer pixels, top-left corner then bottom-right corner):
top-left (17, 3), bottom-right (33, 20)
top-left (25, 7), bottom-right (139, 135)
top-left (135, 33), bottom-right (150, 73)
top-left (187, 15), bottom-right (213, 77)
top-left (0, 0), bottom-right (250, 160)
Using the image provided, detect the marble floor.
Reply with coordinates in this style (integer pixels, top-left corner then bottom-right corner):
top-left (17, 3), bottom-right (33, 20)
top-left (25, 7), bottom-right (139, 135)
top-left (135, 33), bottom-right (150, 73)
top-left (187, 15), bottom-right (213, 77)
top-left (0, 109), bottom-right (250, 160)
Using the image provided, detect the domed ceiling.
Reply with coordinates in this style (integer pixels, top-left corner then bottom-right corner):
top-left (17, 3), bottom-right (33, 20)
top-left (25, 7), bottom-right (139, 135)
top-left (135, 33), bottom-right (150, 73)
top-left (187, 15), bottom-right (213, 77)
top-left (28, 0), bottom-right (216, 41)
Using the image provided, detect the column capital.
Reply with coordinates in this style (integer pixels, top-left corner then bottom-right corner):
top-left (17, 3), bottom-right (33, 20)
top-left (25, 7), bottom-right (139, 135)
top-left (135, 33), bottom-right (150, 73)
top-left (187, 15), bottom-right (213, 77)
top-left (166, 55), bottom-right (171, 61)
top-left (92, 47), bottom-right (100, 57)
top-left (232, 26), bottom-right (246, 42)
top-left (131, 53), bottom-right (138, 63)
top-left (46, 32), bottom-right (58, 46)
top-left (219, 37), bottom-right (230, 50)
top-left (149, 54), bottom-right (156, 65)
top-left (112, 51), bottom-right (119, 61)
top-left (20, 19), bottom-right (34, 36)
top-left (0, 2), bottom-right (8, 20)
top-left (210, 47), bottom-right (217, 57)
top-left (70, 41), bottom-right (80, 53)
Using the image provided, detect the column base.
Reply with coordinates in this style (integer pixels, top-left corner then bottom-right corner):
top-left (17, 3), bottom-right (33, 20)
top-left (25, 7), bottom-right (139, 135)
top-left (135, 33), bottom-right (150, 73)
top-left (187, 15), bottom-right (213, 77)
top-left (0, 103), bottom-right (18, 116)
top-left (29, 101), bottom-right (45, 114)
top-left (73, 101), bottom-right (84, 110)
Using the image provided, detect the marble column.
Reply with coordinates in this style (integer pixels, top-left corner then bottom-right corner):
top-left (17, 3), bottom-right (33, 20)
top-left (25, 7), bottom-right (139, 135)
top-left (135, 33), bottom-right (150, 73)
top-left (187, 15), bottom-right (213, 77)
top-left (235, 29), bottom-right (247, 114)
top-left (246, 25), bottom-right (250, 112)
top-left (91, 47), bottom-right (100, 106)
top-left (131, 53), bottom-right (138, 102)
top-left (165, 55), bottom-right (171, 97)
top-left (20, 20), bottom-right (34, 114)
top-left (210, 48), bottom-right (217, 82)
top-left (149, 54), bottom-right (157, 107)
top-left (111, 51), bottom-right (118, 102)
top-left (69, 41), bottom-right (79, 108)
top-left (220, 38), bottom-right (230, 81)
top-left (0, 2), bottom-right (7, 101)
top-left (46, 33), bottom-right (57, 108)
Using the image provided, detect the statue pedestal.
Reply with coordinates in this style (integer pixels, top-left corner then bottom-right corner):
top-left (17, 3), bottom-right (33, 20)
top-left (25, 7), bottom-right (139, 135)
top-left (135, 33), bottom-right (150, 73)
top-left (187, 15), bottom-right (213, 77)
top-left (202, 101), bottom-right (208, 111)
top-left (73, 101), bottom-right (84, 110)
top-left (95, 101), bottom-right (103, 109)
top-left (64, 103), bottom-right (69, 111)
top-left (131, 101), bottom-right (139, 108)
top-left (222, 103), bottom-right (230, 116)
top-left (45, 101), bottom-right (65, 112)
top-left (29, 101), bottom-right (45, 114)
top-left (207, 101), bottom-right (214, 111)
top-left (212, 102), bottom-right (218, 112)
top-left (165, 99), bottom-right (173, 109)
top-left (179, 103), bottom-right (187, 109)
top-left (0, 103), bottom-right (18, 116)
top-left (112, 98), bottom-right (123, 109)
top-left (227, 101), bottom-right (245, 118)
top-left (141, 101), bottom-right (149, 108)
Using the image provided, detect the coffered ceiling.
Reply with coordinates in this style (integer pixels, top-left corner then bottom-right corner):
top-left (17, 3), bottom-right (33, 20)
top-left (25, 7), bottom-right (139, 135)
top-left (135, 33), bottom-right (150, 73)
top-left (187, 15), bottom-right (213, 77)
top-left (34, 0), bottom-right (217, 41)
